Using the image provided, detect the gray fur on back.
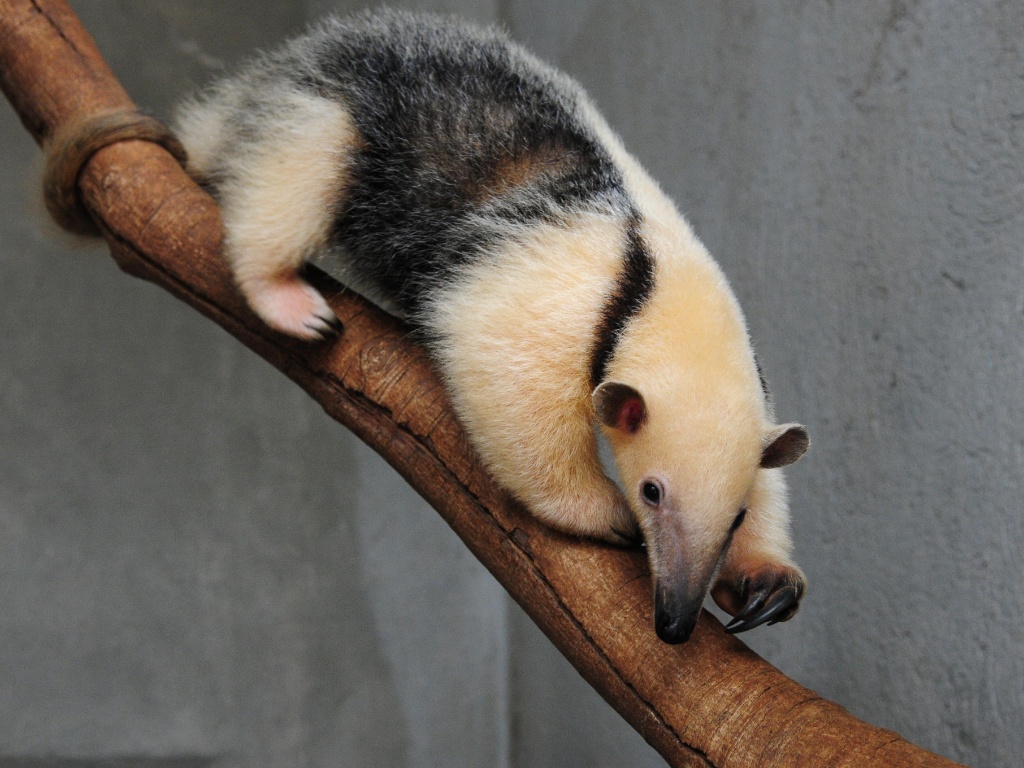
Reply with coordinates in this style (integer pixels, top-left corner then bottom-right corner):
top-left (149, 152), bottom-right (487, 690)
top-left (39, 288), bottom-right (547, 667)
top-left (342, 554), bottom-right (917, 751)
top-left (180, 10), bottom-right (633, 316)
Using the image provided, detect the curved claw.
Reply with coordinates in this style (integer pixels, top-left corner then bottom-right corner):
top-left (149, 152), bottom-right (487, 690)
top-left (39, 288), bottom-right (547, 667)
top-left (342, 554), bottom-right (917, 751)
top-left (303, 315), bottom-right (343, 341)
top-left (723, 582), bottom-right (765, 629)
top-left (608, 524), bottom-right (645, 548)
top-left (725, 584), bottom-right (801, 635)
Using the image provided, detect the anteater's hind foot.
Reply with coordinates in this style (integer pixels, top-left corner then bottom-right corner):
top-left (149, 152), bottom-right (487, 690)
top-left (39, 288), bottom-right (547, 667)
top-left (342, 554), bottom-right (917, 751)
top-left (174, 87), bottom-right (360, 342)
top-left (240, 271), bottom-right (341, 341)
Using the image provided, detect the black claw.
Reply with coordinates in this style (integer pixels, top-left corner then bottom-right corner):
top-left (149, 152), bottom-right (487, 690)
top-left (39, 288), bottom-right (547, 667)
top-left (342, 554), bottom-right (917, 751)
top-left (767, 603), bottom-right (800, 627)
top-left (725, 585), bottom-right (799, 634)
top-left (303, 314), bottom-right (342, 341)
top-left (724, 584), bottom-right (766, 631)
top-left (610, 525), bottom-right (644, 548)
top-left (302, 321), bottom-right (329, 340)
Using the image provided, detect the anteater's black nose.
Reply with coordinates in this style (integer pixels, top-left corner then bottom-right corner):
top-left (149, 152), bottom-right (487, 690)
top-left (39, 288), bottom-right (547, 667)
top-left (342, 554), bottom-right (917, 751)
top-left (654, 601), bottom-right (698, 645)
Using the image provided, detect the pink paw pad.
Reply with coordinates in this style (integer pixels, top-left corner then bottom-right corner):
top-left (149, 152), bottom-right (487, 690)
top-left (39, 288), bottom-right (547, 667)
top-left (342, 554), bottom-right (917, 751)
top-left (241, 274), bottom-right (341, 341)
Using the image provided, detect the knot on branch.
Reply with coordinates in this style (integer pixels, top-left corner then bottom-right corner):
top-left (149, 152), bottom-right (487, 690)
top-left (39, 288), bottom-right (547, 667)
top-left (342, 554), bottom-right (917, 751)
top-left (42, 107), bottom-right (187, 235)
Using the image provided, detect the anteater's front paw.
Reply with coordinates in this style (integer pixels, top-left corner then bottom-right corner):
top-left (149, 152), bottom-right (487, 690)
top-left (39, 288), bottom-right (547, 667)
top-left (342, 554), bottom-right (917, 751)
top-left (536, 482), bottom-right (642, 548)
top-left (603, 516), bottom-right (644, 548)
top-left (711, 563), bottom-right (806, 634)
top-left (593, 490), bottom-right (643, 548)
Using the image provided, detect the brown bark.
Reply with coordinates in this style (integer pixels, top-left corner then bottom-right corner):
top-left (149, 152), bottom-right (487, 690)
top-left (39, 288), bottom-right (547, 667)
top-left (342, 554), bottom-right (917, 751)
top-left (0, 2), bottom-right (967, 766)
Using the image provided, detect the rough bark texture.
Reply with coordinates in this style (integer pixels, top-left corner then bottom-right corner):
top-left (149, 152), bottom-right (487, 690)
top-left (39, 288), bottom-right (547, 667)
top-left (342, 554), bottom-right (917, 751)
top-left (0, 2), bottom-right (967, 766)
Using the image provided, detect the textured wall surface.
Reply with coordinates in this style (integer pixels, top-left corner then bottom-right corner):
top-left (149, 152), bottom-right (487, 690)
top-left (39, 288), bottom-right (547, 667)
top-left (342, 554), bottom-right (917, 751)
top-left (0, 1), bottom-right (1020, 767)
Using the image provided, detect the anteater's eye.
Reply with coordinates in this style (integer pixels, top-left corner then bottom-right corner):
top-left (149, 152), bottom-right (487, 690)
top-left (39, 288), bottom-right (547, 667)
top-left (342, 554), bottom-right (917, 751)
top-left (641, 481), bottom-right (662, 507)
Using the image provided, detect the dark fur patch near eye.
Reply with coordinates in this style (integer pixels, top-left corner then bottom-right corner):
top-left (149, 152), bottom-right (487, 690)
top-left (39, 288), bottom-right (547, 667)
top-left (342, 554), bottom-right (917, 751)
top-left (589, 215), bottom-right (656, 388)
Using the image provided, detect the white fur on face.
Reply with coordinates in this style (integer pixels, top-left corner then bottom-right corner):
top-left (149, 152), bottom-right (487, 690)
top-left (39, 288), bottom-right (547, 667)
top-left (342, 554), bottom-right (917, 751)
top-left (584, 141), bottom-right (776, 568)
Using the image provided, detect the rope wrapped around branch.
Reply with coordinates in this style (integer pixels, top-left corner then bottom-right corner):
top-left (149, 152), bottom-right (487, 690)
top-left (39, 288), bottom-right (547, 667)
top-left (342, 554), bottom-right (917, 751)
top-left (0, 2), bottom-right (966, 766)
top-left (42, 106), bottom-right (187, 234)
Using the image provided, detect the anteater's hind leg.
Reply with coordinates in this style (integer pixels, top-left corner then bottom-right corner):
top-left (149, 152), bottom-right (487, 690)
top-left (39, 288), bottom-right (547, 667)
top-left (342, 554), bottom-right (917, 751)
top-left (178, 90), bottom-right (359, 340)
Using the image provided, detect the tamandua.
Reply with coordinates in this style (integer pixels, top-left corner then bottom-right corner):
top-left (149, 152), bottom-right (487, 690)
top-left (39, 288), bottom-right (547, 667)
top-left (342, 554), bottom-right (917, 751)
top-left (173, 10), bottom-right (809, 644)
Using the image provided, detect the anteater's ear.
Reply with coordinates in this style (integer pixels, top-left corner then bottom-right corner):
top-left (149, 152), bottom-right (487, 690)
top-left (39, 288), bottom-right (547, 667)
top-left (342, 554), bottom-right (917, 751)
top-left (593, 381), bottom-right (647, 434)
top-left (760, 423), bottom-right (809, 468)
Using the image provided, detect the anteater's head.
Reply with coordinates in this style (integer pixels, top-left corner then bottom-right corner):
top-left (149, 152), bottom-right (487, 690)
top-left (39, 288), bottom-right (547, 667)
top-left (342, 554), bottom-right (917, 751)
top-left (595, 230), bottom-right (807, 644)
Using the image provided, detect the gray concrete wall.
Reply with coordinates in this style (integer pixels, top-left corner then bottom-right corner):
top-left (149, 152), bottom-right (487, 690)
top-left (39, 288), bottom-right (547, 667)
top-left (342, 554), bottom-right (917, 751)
top-left (0, 2), bottom-right (1020, 767)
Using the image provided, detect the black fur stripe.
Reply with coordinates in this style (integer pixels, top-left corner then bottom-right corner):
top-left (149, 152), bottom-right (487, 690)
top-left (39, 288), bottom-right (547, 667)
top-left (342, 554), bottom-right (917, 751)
top-left (754, 353), bottom-right (770, 397)
top-left (589, 215), bottom-right (656, 388)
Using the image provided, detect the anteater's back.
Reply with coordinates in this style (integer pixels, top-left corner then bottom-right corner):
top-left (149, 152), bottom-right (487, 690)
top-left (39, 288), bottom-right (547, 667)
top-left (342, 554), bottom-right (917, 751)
top-left (177, 11), bottom-right (630, 319)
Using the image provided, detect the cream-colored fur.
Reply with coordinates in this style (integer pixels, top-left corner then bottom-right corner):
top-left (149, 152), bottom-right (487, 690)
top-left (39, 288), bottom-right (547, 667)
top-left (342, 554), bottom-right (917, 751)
top-left (723, 467), bottom-right (798, 576)
top-left (177, 90), bottom-right (359, 339)
top-left (173, 88), bottom-right (242, 185)
top-left (426, 210), bottom-right (637, 541)
top-left (603, 228), bottom-right (767, 582)
top-left (429, 124), bottom-right (801, 580)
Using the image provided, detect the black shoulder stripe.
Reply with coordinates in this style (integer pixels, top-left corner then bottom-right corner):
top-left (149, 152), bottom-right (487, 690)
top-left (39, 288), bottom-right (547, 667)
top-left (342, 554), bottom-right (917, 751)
top-left (589, 215), bottom-right (656, 389)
